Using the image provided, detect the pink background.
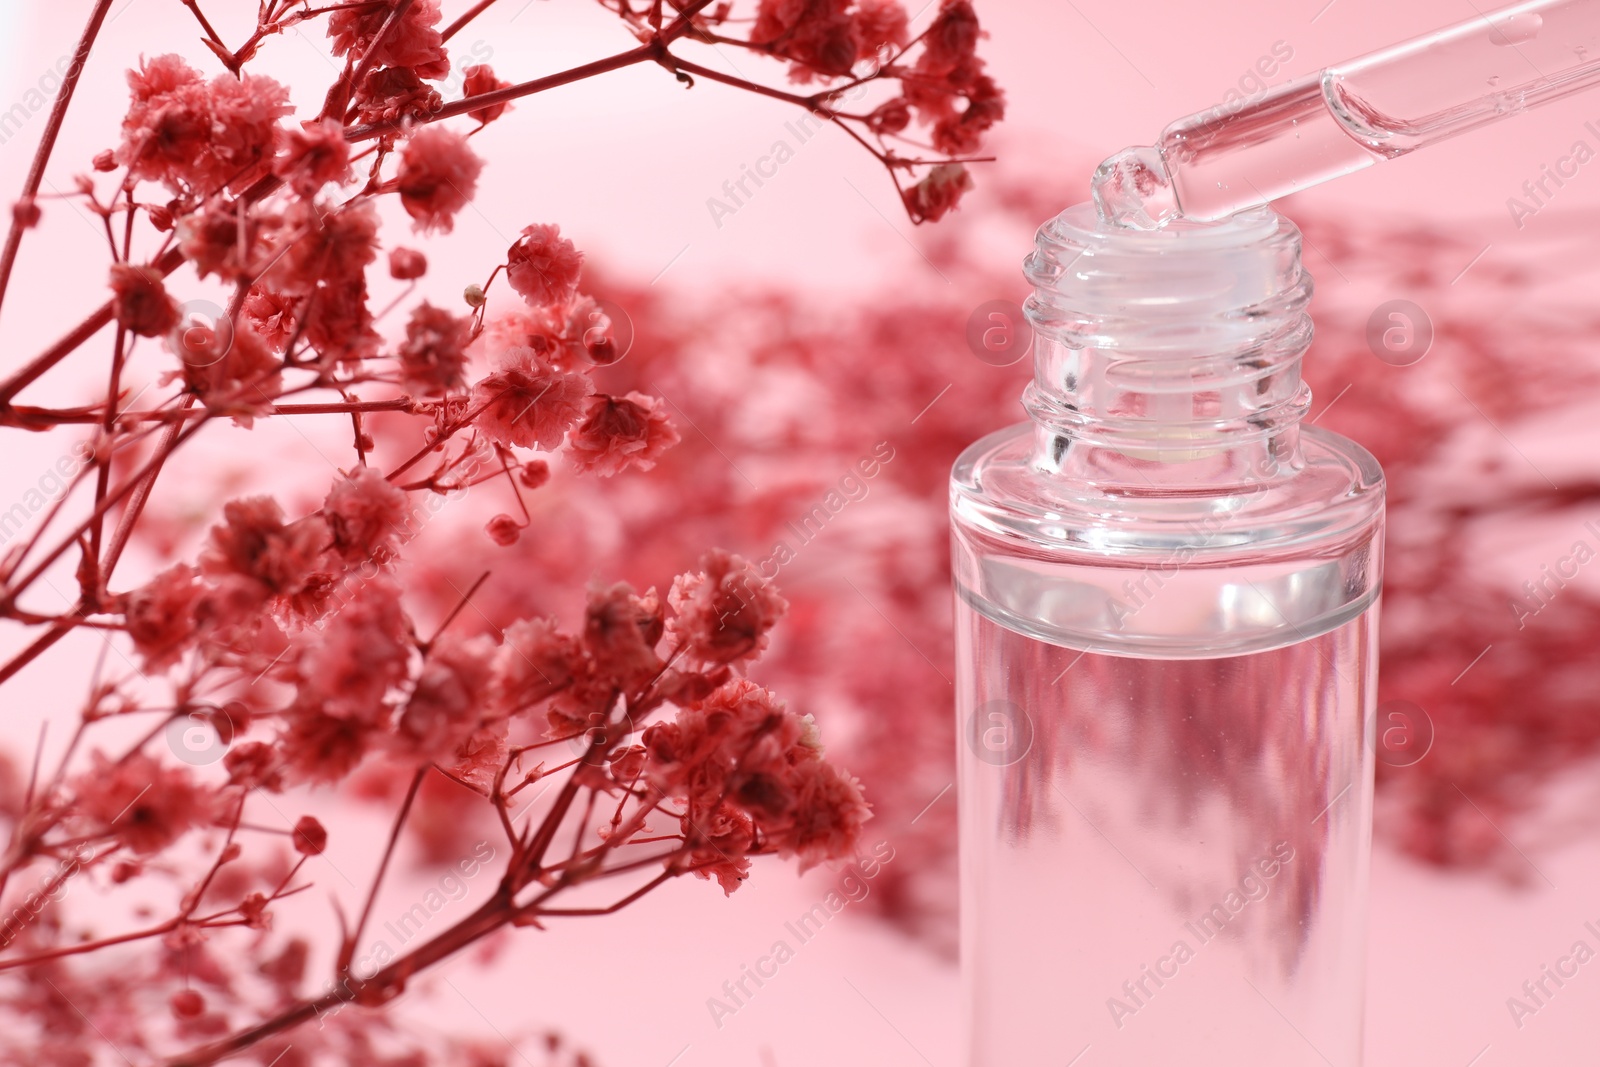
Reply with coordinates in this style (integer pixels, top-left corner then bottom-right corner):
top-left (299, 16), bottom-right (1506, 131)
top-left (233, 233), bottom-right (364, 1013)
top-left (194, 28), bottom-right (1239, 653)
top-left (3, 0), bottom-right (1600, 1064)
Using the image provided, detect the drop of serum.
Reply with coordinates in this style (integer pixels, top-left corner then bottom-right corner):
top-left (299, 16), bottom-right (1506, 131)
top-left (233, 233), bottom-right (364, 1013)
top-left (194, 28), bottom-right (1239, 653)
top-left (1490, 11), bottom-right (1543, 46)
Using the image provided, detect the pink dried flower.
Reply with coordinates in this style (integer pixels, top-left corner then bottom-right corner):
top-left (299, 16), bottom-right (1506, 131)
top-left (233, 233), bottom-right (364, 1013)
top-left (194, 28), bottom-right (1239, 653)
top-left (109, 263), bottom-right (180, 338)
top-left (119, 563), bottom-right (203, 672)
top-left (327, 0), bottom-right (450, 80)
top-left (200, 496), bottom-right (330, 601)
top-left (643, 678), bottom-right (864, 887)
top-left (688, 802), bottom-right (756, 893)
top-left (176, 200), bottom-right (259, 282)
top-left (223, 741), bottom-right (284, 792)
top-left (565, 296), bottom-right (622, 365)
top-left (205, 70), bottom-right (293, 181)
top-left (170, 990), bottom-right (205, 1019)
top-left (855, 0), bottom-right (911, 55)
top-left (643, 680), bottom-right (801, 798)
top-left (0, 2), bottom-right (1004, 1048)
top-left (774, 759), bottom-right (871, 870)
top-left (918, 0), bottom-right (981, 76)
top-left (476, 305), bottom-right (566, 364)
top-left (485, 514), bottom-right (521, 546)
top-left (74, 752), bottom-right (215, 856)
top-left (519, 459), bottom-right (550, 489)
top-left (389, 246), bottom-right (428, 280)
top-left (278, 710), bottom-right (370, 785)
top-left (242, 288), bottom-right (298, 350)
top-left (397, 633), bottom-right (497, 755)
top-left (271, 198), bottom-right (379, 295)
top-left (350, 65), bottom-right (443, 126)
top-left (397, 302), bottom-right (472, 395)
top-left (444, 719), bottom-right (511, 788)
top-left (866, 97), bottom-right (912, 136)
top-left (471, 346), bottom-right (593, 451)
top-left (490, 617), bottom-right (589, 716)
top-left (256, 200), bottom-right (381, 363)
top-left (237, 892), bottom-right (271, 929)
top-left (609, 745), bottom-right (647, 784)
top-left (902, 162), bottom-right (974, 223)
top-left (322, 466), bottom-right (411, 563)
top-left (505, 224), bottom-right (582, 309)
top-left (462, 64), bottom-right (514, 125)
top-left (171, 318), bottom-right (284, 424)
top-left (546, 670), bottom-right (623, 745)
top-left (116, 55), bottom-right (210, 184)
top-left (301, 278), bottom-right (381, 364)
top-left (294, 577), bottom-right (411, 723)
top-left (191, 578), bottom-right (294, 666)
top-left (291, 816), bottom-right (327, 856)
top-left (274, 118), bottom-right (352, 198)
top-left (751, 0), bottom-right (859, 80)
top-left (932, 73), bottom-right (1003, 155)
top-left (667, 549), bottom-right (788, 668)
top-left (566, 392), bottom-right (680, 477)
top-left (395, 127), bottom-right (483, 234)
top-left (117, 55), bottom-right (291, 192)
top-left (11, 197), bottom-right (40, 229)
top-left (584, 581), bottom-right (664, 683)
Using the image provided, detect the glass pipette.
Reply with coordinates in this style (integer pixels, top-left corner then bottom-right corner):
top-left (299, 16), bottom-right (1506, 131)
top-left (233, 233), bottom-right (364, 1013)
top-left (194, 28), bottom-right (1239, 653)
top-left (1093, 0), bottom-right (1600, 227)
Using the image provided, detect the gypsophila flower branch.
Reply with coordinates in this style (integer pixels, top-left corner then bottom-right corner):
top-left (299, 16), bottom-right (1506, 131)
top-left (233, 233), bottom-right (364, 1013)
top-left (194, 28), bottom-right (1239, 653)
top-left (0, 0), bottom-right (1002, 1063)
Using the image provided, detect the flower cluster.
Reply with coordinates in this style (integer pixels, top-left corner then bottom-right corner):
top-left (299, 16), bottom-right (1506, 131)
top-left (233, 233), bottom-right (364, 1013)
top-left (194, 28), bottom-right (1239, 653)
top-left (751, 0), bottom-right (911, 81)
top-left (643, 679), bottom-right (869, 892)
top-left (667, 548), bottom-right (789, 667)
top-left (0, 0), bottom-right (1000, 1060)
top-left (738, 0), bottom-right (1004, 221)
top-left (473, 345), bottom-right (596, 451)
top-left (567, 392), bottom-right (680, 477)
top-left (73, 752), bottom-right (222, 856)
top-left (396, 127), bottom-right (483, 233)
top-left (117, 54), bottom-right (291, 193)
top-left (902, 0), bottom-right (1004, 156)
top-left (327, 0), bottom-right (450, 79)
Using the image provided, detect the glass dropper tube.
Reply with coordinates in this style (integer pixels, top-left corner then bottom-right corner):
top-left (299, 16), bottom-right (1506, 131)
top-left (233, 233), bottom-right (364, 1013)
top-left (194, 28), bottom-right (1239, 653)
top-left (1094, 0), bottom-right (1600, 227)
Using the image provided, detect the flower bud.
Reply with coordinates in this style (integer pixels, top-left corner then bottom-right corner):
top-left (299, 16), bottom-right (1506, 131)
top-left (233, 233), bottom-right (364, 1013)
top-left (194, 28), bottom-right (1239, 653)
top-left (486, 514), bottom-right (521, 546)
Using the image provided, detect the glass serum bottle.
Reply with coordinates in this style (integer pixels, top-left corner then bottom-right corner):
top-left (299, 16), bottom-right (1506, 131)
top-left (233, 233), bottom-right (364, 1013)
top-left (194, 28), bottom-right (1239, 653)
top-left (950, 204), bottom-right (1384, 1065)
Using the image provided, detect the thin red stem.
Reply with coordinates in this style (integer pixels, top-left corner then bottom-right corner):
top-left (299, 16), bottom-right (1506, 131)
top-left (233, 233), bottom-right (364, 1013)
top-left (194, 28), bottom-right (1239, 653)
top-left (0, 416), bottom-right (211, 630)
top-left (440, 0), bottom-right (502, 41)
top-left (421, 570), bottom-right (490, 650)
top-left (337, 765), bottom-right (427, 977)
top-left (0, 0), bottom-right (113, 327)
top-left (346, 0), bottom-right (717, 142)
top-left (0, 398), bottom-right (419, 427)
top-left (0, 246), bottom-right (183, 407)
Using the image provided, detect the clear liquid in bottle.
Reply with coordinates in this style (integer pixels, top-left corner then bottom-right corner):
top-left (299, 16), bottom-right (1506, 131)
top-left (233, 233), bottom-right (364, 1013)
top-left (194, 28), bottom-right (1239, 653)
top-left (956, 601), bottom-right (1375, 1065)
top-left (951, 202), bottom-right (1384, 1065)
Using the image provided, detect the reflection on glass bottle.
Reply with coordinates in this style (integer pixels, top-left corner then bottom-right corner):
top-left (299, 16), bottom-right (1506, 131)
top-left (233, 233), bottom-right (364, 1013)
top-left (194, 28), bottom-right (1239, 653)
top-left (951, 205), bottom-right (1384, 1065)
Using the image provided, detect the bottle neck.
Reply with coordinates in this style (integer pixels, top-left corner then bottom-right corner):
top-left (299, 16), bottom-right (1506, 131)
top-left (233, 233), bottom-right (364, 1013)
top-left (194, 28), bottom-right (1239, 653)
top-left (1022, 204), bottom-right (1314, 491)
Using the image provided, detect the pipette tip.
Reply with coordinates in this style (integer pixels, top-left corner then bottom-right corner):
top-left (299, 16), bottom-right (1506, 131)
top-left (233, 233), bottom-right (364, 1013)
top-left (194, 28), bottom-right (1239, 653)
top-left (1090, 146), bottom-right (1182, 230)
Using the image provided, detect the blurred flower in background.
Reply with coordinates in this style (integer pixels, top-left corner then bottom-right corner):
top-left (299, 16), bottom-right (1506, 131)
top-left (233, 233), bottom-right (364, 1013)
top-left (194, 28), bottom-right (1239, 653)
top-left (261, 178), bottom-right (1600, 949)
